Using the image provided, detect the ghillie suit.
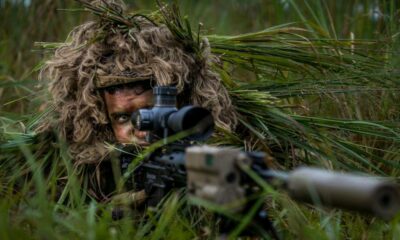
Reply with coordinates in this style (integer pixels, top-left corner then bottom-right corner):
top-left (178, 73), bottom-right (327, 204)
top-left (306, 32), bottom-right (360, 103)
top-left (35, 1), bottom-right (236, 168)
top-left (32, 0), bottom-right (244, 200)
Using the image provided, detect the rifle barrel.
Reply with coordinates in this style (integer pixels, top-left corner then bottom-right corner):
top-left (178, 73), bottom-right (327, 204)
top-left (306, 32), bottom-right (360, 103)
top-left (285, 167), bottom-right (400, 220)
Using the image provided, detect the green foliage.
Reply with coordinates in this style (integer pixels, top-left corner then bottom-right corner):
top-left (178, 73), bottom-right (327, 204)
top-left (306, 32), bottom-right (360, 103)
top-left (1, 0), bottom-right (400, 239)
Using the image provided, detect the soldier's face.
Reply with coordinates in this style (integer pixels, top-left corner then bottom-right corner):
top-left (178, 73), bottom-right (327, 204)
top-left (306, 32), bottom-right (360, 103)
top-left (104, 87), bottom-right (153, 145)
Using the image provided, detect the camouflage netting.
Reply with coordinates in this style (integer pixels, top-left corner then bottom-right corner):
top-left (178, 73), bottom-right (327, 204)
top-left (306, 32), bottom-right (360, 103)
top-left (36, 0), bottom-right (237, 165)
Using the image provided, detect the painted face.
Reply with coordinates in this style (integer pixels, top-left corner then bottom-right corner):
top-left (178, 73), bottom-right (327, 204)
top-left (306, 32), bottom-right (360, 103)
top-left (104, 84), bottom-right (153, 145)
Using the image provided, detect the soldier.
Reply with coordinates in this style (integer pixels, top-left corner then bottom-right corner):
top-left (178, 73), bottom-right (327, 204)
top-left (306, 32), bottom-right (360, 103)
top-left (35, 0), bottom-right (237, 201)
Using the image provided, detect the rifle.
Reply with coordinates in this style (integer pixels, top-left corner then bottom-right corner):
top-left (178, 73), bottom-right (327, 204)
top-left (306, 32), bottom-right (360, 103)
top-left (117, 86), bottom-right (400, 236)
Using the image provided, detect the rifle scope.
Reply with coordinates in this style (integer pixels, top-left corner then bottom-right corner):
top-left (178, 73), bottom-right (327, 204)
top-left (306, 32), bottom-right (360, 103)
top-left (131, 86), bottom-right (214, 141)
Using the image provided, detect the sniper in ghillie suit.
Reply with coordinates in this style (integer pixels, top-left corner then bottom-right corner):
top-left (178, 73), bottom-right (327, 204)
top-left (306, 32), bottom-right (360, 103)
top-left (1, 0), bottom-right (400, 239)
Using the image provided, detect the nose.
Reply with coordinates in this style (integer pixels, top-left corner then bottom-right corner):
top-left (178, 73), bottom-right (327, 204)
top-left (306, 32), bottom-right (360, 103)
top-left (134, 129), bottom-right (147, 139)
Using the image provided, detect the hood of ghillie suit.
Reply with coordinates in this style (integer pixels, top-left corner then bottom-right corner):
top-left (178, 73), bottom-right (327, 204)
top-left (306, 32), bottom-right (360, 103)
top-left (36, 0), bottom-right (237, 165)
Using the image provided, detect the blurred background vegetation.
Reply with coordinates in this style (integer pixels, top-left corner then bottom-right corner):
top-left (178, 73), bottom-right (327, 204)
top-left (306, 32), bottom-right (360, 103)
top-left (1, 0), bottom-right (399, 119)
top-left (1, 0), bottom-right (400, 239)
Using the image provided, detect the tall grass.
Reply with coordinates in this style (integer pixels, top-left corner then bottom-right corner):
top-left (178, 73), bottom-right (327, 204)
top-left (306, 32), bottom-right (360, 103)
top-left (1, 0), bottom-right (400, 239)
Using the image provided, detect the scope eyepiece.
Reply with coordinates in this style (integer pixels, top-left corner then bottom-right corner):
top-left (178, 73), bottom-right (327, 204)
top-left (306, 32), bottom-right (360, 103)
top-left (132, 110), bottom-right (153, 131)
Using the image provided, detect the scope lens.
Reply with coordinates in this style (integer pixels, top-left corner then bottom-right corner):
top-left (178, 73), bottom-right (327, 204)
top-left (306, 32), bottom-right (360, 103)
top-left (131, 109), bottom-right (153, 131)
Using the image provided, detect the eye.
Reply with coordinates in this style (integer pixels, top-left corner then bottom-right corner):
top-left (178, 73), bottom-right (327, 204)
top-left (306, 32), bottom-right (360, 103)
top-left (115, 114), bottom-right (130, 124)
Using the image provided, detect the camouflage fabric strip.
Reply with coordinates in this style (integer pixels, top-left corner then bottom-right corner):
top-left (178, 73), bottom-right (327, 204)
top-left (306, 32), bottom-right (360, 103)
top-left (95, 75), bottom-right (152, 89)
